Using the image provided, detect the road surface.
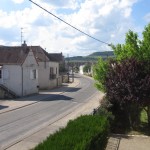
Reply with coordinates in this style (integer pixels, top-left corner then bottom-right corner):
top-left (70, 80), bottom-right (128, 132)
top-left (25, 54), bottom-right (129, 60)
top-left (0, 75), bottom-right (99, 149)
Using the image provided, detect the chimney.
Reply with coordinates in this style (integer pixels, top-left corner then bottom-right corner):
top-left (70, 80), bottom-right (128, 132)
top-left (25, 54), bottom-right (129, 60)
top-left (21, 40), bottom-right (28, 54)
top-left (22, 40), bottom-right (27, 47)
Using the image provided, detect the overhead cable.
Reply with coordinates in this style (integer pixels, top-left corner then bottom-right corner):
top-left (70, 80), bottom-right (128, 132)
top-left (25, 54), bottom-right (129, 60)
top-left (29, 0), bottom-right (111, 46)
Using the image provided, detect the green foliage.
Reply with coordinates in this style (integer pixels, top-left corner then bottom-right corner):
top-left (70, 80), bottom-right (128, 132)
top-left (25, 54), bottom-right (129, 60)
top-left (96, 97), bottom-right (114, 126)
top-left (34, 115), bottom-right (109, 150)
top-left (112, 24), bottom-right (150, 61)
top-left (59, 64), bottom-right (67, 73)
top-left (94, 23), bottom-right (150, 93)
top-left (93, 57), bottom-right (109, 92)
top-left (140, 24), bottom-right (150, 60)
top-left (140, 109), bottom-right (148, 123)
top-left (83, 64), bottom-right (91, 73)
top-left (112, 30), bottom-right (140, 61)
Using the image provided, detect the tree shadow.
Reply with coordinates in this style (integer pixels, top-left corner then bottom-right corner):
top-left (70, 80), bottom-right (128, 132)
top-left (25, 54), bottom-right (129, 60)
top-left (0, 105), bottom-right (9, 110)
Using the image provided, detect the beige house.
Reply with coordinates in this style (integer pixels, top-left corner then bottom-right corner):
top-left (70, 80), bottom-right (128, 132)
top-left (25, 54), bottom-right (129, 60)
top-left (0, 44), bottom-right (39, 98)
top-left (31, 46), bottom-right (61, 90)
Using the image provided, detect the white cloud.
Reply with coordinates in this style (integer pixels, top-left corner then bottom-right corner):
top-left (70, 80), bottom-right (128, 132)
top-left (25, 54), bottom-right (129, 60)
top-left (144, 13), bottom-right (150, 22)
top-left (11, 0), bottom-right (24, 4)
top-left (0, 0), bottom-right (142, 56)
top-left (0, 39), bottom-right (6, 45)
top-left (37, 0), bottom-right (80, 10)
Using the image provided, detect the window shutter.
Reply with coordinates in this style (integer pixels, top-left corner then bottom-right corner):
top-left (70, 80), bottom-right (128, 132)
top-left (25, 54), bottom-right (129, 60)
top-left (3, 69), bottom-right (9, 79)
top-left (36, 69), bottom-right (38, 79)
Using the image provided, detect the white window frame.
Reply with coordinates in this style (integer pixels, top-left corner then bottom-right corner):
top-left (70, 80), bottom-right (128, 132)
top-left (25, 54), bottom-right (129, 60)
top-left (30, 69), bottom-right (38, 80)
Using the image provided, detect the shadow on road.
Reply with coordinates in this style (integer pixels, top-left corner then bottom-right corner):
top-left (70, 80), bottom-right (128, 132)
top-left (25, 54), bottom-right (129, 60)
top-left (0, 105), bottom-right (9, 110)
top-left (39, 94), bottom-right (73, 101)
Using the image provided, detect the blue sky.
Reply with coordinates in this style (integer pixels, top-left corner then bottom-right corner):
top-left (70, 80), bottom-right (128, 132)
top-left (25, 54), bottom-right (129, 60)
top-left (0, 0), bottom-right (150, 56)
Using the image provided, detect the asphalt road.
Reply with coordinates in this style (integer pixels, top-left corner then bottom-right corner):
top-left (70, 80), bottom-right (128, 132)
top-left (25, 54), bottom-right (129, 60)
top-left (0, 75), bottom-right (98, 149)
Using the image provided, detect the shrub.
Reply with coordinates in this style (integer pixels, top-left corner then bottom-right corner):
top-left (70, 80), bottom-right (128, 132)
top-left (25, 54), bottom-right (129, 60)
top-left (105, 58), bottom-right (150, 129)
top-left (34, 115), bottom-right (109, 150)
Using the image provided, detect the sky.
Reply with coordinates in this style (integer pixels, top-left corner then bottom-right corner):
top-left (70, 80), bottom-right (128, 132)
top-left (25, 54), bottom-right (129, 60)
top-left (0, 0), bottom-right (150, 57)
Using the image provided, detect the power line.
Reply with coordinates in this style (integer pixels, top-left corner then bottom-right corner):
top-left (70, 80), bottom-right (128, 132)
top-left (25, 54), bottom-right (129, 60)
top-left (29, 0), bottom-right (111, 46)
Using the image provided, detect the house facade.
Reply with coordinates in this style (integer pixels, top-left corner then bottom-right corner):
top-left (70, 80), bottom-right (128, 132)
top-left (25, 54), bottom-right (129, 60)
top-left (0, 45), bottom-right (39, 97)
top-left (0, 42), bottom-right (62, 98)
top-left (48, 53), bottom-right (66, 74)
top-left (32, 46), bottom-right (60, 90)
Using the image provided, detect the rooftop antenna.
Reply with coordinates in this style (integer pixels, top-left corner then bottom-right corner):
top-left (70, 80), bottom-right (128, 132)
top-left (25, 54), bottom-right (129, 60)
top-left (21, 27), bottom-right (28, 45)
top-left (21, 27), bottom-right (24, 45)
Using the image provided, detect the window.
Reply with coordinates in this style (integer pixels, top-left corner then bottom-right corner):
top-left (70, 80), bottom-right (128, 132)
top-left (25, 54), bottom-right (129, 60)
top-left (0, 70), bottom-right (1, 78)
top-left (33, 70), bottom-right (36, 79)
top-left (50, 67), bottom-right (53, 79)
top-left (30, 69), bottom-right (37, 79)
top-left (50, 67), bottom-right (56, 79)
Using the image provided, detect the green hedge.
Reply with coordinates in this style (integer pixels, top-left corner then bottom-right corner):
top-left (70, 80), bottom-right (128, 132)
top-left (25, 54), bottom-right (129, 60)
top-left (34, 115), bottom-right (109, 150)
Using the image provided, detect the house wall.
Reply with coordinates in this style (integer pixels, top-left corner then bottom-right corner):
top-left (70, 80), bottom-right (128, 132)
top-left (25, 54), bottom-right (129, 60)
top-left (49, 61), bottom-right (60, 89)
top-left (38, 61), bottom-right (61, 90)
top-left (49, 61), bottom-right (59, 78)
top-left (79, 65), bottom-right (85, 74)
top-left (22, 49), bottom-right (39, 96)
top-left (0, 49), bottom-right (39, 97)
top-left (38, 62), bottom-right (50, 90)
top-left (0, 65), bottom-right (22, 96)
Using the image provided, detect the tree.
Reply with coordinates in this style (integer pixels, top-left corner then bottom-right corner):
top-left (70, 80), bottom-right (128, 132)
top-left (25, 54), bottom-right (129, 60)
top-left (112, 24), bottom-right (150, 62)
top-left (105, 58), bottom-right (150, 128)
top-left (93, 57), bottom-right (109, 92)
top-left (112, 30), bottom-right (140, 61)
top-left (94, 24), bottom-right (150, 127)
top-left (140, 23), bottom-right (150, 60)
top-left (83, 63), bottom-right (91, 73)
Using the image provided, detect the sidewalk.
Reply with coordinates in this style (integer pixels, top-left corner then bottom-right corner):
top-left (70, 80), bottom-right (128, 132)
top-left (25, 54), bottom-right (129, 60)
top-left (0, 79), bottom-right (80, 114)
top-left (106, 134), bottom-right (150, 150)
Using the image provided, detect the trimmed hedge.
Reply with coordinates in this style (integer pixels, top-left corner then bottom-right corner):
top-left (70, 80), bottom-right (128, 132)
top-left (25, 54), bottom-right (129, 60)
top-left (34, 115), bottom-right (109, 150)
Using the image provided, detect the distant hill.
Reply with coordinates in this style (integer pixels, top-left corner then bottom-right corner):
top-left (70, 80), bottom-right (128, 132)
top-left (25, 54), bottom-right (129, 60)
top-left (65, 51), bottom-right (114, 62)
top-left (88, 51), bottom-right (114, 57)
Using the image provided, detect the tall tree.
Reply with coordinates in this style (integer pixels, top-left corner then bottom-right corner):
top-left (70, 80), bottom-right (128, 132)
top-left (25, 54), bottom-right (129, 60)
top-left (140, 23), bottom-right (150, 60)
top-left (112, 30), bottom-right (140, 61)
top-left (94, 24), bottom-right (150, 127)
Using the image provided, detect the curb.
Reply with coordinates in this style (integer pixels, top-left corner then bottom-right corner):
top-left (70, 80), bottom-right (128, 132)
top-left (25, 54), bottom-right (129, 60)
top-left (111, 133), bottom-right (150, 138)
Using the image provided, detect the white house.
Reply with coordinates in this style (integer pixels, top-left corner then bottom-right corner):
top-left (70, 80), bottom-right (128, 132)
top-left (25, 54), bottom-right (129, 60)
top-left (0, 44), bottom-right (39, 97)
top-left (0, 41), bottom-right (62, 98)
top-left (79, 65), bottom-right (85, 75)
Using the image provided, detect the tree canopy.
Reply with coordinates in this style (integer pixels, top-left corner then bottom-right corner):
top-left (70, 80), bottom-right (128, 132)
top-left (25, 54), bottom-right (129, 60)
top-left (112, 23), bottom-right (150, 61)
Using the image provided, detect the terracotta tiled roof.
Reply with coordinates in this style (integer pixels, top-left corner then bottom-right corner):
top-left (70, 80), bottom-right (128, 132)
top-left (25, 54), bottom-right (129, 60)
top-left (0, 46), bottom-right (29, 65)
